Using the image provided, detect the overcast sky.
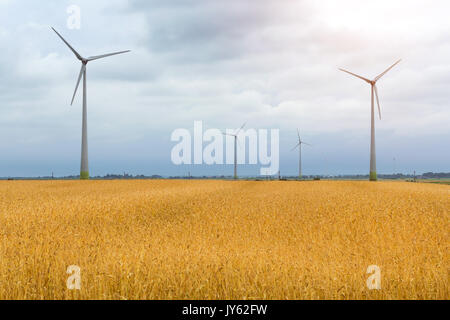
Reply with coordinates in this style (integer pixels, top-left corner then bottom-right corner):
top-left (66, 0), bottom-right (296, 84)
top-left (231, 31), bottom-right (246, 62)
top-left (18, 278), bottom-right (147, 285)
top-left (0, 0), bottom-right (449, 177)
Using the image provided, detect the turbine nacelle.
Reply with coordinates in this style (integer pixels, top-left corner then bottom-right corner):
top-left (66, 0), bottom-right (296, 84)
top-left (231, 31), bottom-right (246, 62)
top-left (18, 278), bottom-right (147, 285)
top-left (52, 27), bottom-right (130, 105)
top-left (339, 60), bottom-right (401, 120)
top-left (222, 122), bottom-right (247, 138)
top-left (292, 129), bottom-right (311, 151)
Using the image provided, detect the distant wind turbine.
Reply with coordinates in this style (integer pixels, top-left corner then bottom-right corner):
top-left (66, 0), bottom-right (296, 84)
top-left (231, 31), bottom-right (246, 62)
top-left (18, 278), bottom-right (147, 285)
top-left (52, 27), bottom-right (130, 180)
top-left (292, 129), bottom-right (311, 179)
top-left (223, 122), bottom-right (246, 180)
top-left (339, 59), bottom-right (401, 181)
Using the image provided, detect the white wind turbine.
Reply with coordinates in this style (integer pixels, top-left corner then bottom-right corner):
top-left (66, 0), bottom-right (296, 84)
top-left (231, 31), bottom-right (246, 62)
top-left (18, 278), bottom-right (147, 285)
top-left (292, 129), bottom-right (311, 179)
top-left (339, 60), bottom-right (401, 181)
top-left (52, 27), bottom-right (130, 180)
top-left (223, 122), bottom-right (246, 180)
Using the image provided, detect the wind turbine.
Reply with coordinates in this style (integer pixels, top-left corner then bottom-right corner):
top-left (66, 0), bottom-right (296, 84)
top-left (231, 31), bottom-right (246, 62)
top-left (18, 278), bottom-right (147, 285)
top-left (339, 59), bottom-right (401, 181)
top-left (223, 122), bottom-right (246, 180)
top-left (291, 129), bottom-right (311, 179)
top-left (52, 27), bottom-right (130, 180)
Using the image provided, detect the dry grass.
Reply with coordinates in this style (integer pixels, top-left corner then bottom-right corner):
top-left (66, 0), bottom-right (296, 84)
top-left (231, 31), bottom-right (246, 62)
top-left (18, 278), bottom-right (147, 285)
top-left (0, 180), bottom-right (448, 300)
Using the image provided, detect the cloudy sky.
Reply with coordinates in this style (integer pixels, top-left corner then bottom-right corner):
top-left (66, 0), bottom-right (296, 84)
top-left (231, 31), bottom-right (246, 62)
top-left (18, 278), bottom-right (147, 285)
top-left (0, 0), bottom-right (449, 177)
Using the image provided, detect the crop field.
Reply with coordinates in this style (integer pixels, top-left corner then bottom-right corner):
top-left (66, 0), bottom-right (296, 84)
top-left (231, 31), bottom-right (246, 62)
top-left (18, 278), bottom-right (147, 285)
top-left (0, 180), bottom-right (448, 300)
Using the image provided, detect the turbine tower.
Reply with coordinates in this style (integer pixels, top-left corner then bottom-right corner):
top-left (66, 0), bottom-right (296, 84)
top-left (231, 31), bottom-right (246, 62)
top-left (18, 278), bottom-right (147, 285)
top-left (223, 122), bottom-right (246, 180)
top-left (292, 129), bottom-right (311, 179)
top-left (339, 60), bottom-right (401, 181)
top-left (52, 27), bottom-right (130, 180)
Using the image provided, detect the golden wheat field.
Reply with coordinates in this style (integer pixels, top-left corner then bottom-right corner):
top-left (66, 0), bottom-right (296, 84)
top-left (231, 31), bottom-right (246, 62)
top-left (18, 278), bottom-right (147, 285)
top-left (0, 180), bottom-right (448, 300)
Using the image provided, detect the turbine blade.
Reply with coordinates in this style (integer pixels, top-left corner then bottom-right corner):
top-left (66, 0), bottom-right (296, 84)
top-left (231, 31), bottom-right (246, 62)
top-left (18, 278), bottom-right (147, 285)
top-left (222, 130), bottom-right (235, 137)
top-left (235, 122), bottom-right (247, 136)
top-left (51, 27), bottom-right (83, 61)
top-left (297, 128), bottom-right (301, 142)
top-left (302, 142), bottom-right (312, 147)
top-left (71, 64), bottom-right (85, 105)
top-left (374, 59), bottom-right (401, 82)
top-left (291, 142), bottom-right (301, 151)
top-left (87, 50), bottom-right (131, 61)
top-left (374, 85), bottom-right (382, 120)
top-left (339, 68), bottom-right (371, 83)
